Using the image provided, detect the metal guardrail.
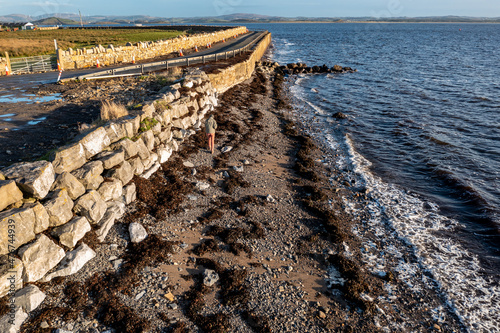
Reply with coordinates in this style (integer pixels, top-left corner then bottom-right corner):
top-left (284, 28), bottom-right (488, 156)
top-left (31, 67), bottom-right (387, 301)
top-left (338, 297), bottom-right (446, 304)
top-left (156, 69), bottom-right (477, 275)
top-left (10, 55), bottom-right (57, 74)
top-left (77, 31), bottom-right (269, 81)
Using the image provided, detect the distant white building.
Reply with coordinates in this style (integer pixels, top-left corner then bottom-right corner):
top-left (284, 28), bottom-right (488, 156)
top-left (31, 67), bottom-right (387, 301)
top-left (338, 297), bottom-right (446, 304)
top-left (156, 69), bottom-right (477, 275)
top-left (22, 22), bottom-right (35, 30)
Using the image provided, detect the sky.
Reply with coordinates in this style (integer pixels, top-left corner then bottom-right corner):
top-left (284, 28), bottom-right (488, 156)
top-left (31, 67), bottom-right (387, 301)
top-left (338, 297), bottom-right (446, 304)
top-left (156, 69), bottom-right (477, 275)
top-left (1, 0), bottom-right (500, 18)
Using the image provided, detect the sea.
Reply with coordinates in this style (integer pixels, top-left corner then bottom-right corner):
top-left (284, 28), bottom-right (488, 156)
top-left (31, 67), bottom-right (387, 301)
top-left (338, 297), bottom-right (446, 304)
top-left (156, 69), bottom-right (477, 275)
top-left (244, 23), bottom-right (499, 332)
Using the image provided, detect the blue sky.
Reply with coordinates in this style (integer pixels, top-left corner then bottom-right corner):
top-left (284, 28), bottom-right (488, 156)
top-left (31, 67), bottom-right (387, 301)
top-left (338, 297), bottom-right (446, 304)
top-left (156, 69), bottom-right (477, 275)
top-left (1, 0), bottom-right (500, 18)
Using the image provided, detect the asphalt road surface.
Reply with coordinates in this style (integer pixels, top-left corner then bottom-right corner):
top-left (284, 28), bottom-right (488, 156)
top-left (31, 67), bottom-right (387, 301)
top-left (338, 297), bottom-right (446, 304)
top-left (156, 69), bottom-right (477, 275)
top-left (0, 30), bottom-right (266, 99)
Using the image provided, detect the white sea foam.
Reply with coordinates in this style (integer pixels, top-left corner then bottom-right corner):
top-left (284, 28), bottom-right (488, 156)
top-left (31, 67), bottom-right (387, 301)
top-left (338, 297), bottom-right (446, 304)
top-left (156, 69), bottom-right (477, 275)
top-left (342, 135), bottom-right (500, 333)
top-left (288, 78), bottom-right (499, 332)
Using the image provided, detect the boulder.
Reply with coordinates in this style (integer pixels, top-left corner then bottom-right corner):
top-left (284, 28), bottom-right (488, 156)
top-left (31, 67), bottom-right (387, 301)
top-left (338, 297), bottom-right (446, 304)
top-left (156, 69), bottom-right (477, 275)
top-left (71, 161), bottom-right (104, 190)
top-left (73, 190), bottom-right (107, 224)
top-left (141, 162), bottom-right (160, 179)
top-left (51, 216), bottom-right (91, 248)
top-left (51, 143), bottom-right (87, 174)
top-left (13, 285), bottom-right (46, 313)
top-left (0, 180), bottom-right (23, 211)
top-left (79, 127), bottom-right (111, 159)
top-left (106, 160), bottom-right (134, 185)
top-left (0, 255), bottom-right (23, 298)
top-left (139, 130), bottom-right (155, 151)
top-left (158, 146), bottom-right (172, 164)
top-left (142, 153), bottom-right (158, 170)
top-left (17, 234), bottom-right (65, 282)
top-left (128, 157), bottom-right (144, 176)
top-left (0, 307), bottom-right (28, 333)
top-left (333, 112), bottom-right (348, 119)
top-left (28, 203), bottom-right (50, 234)
top-left (0, 207), bottom-right (36, 255)
top-left (135, 138), bottom-right (150, 160)
top-left (122, 183), bottom-right (136, 205)
top-left (97, 179), bottom-right (123, 202)
top-left (203, 269), bottom-right (219, 287)
top-left (51, 172), bottom-right (86, 200)
top-left (1, 161), bottom-right (55, 199)
top-left (129, 222), bottom-right (148, 243)
top-left (104, 117), bottom-right (139, 144)
top-left (113, 138), bottom-right (138, 159)
top-left (332, 64), bottom-right (343, 72)
top-left (43, 189), bottom-right (74, 227)
top-left (41, 243), bottom-right (96, 282)
top-left (96, 201), bottom-right (126, 242)
top-left (96, 149), bottom-right (125, 169)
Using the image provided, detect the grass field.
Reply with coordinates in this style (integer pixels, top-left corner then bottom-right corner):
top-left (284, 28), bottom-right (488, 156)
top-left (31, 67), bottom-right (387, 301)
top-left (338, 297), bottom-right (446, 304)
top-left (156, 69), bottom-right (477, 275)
top-left (0, 29), bottom-right (185, 58)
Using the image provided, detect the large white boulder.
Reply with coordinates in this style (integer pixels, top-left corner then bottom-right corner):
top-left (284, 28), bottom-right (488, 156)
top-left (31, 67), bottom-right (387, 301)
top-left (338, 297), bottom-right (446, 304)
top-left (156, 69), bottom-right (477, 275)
top-left (51, 216), bottom-right (91, 248)
top-left (0, 255), bottom-right (23, 298)
top-left (0, 307), bottom-right (28, 333)
top-left (17, 234), bottom-right (65, 282)
top-left (43, 189), bottom-right (74, 227)
top-left (97, 179), bottom-right (123, 202)
top-left (79, 127), bottom-right (111, 159)
top-left (0, 207), bottom-right (36, 255)
top-left (51, 172), bottom-right (86, 200)
top-left (13, 285), bottom-right (46, 313)
top-left (51, 143), bottom-right (87, 174)
top-left (1, 161), bottom-right (55, 199)
top-left (41, 243), bottom-right (96, 282)
top-left (129, 222), bottom-right (148, 243)
top-left (0, 180), bottom-right (23, 212)
top-left (73, 190), bottom-right (107, 224)
top-left (71, 161), bottom-right (104, 191)
top-left (95, 201), bottom-right (126, 243)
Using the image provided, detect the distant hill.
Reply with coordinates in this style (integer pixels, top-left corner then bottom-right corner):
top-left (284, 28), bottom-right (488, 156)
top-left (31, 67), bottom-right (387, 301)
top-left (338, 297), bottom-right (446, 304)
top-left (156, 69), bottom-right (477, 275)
top-left (1, 12), bottom-right (500, 25)
top-left (33, 17), bottom-right (80, 25)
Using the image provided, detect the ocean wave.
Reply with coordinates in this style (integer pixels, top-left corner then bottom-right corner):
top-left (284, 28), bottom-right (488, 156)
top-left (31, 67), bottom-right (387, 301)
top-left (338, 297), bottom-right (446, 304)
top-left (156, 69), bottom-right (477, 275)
top-left (344, 137), bottom-right (500, 332)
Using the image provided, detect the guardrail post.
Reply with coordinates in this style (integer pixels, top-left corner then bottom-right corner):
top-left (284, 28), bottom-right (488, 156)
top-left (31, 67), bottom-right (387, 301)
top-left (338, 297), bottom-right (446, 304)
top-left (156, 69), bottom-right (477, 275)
top-left (203, 56), bottom-right (205, 64)
top-left (187, 58), bottom-right (189, 66)
top-left (215, 54), bottom-right (217, 62)
top-left (166, 61), bottom-right (169, 70)
top-left (233, 50), bottom-right (235, 58)
top-left (112, 69), bottom-right (116, 75)
top-left (225, 52), bottom-right (228, 60)
top-left (141, 64), bottom-right (144, 75)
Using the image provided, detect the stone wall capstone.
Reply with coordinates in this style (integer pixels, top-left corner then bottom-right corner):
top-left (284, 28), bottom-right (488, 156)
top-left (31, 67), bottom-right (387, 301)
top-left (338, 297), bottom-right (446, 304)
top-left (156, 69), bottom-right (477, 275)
top-left (60, 26), bottom-right (248, 70)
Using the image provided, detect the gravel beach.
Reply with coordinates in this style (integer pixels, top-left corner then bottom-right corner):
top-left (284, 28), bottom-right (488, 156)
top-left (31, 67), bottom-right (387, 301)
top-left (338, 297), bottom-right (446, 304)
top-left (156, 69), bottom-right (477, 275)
top-left (3, 60), bottom-right (465, 333)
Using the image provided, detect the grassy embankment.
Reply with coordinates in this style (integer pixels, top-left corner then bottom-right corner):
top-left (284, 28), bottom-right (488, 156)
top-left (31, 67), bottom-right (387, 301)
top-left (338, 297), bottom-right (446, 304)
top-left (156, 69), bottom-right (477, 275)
top-left (0, 29), bottom-right (185, 58)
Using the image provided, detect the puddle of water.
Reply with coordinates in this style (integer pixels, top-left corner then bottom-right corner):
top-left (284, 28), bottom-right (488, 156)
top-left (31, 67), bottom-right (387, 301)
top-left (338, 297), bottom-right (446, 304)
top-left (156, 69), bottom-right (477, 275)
top-left (0, 113), bottom-right (16, 118)
top-left (27, 117), bottom-right (47, 125)
top-left (0, 93), bottom-right (61, 104)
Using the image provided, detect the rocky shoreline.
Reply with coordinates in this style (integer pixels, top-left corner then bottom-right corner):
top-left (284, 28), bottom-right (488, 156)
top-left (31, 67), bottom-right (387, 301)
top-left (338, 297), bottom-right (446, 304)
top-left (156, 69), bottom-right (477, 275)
top-left (1, 58), bottom-right (465, 332)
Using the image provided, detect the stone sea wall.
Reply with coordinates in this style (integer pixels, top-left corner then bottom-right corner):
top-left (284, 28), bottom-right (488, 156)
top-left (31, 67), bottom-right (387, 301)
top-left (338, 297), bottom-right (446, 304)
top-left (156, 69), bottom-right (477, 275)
top-left (0, 31), bottom-right (270, 331)
top-left (59, 26), bottom-right (248, 70)
top-left (207, 32), bottom-right (272, 93)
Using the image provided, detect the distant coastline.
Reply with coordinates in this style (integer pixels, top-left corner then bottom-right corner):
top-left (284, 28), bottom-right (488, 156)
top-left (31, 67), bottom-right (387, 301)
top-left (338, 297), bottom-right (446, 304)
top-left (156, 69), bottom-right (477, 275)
top-left (1, 12), bottom-right (500, 25)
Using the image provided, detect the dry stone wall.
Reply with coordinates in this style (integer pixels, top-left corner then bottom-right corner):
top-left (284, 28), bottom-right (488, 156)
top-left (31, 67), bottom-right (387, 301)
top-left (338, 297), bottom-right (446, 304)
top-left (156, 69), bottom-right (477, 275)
top-left (0, 31), bottom-right (270, 332)
top-left (59, 26), bottom-right (247, 70)
top-left (207, 32), bottom-right (272, 92)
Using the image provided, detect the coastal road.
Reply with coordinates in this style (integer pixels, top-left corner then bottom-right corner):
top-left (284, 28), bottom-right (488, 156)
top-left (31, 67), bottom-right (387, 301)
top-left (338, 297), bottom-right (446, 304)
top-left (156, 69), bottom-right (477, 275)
top-left (0, 30), bottom-right (266, 99)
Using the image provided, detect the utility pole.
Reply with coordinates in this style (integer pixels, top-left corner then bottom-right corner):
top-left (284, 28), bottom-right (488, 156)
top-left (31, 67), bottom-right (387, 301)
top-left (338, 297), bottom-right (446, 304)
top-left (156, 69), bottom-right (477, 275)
top-left (79, 10), bottom-right (83, 27)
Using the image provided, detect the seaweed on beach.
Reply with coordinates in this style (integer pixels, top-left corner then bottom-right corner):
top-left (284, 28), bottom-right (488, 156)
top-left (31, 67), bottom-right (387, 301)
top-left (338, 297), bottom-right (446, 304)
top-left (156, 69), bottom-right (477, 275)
top-left (242, 310), bottom-right (273, 333)
top-left (20, 307), bottom-right (71, 333)
top-left (0, 296), bottom-right (8, 317)
top-left (328, 254), bottom-right (373, 312)
top-left (223, 170), bottom-right (250, 194)
top-left (192, 238), bottom-right (220, 256)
